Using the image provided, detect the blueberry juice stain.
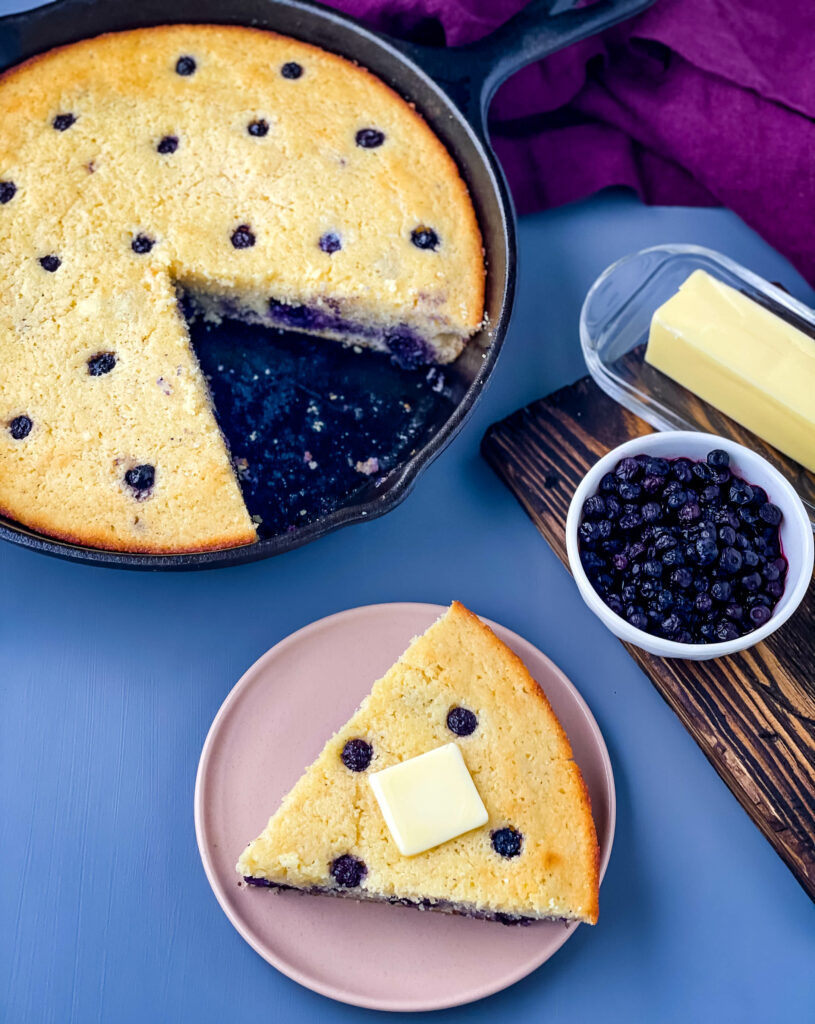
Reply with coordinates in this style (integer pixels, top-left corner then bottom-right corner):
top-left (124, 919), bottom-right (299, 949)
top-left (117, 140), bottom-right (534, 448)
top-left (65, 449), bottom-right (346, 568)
top-left (188, 318), bottom-right (454, 536)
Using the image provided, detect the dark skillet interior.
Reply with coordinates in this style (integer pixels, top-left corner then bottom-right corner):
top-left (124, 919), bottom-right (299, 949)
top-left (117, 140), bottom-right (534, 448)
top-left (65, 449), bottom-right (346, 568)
top-left (0, 0), bottom-right (512, 570)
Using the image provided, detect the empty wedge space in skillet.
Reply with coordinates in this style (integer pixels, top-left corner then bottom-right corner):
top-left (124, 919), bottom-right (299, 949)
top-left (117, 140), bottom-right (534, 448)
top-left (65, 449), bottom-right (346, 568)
top-left (0, 24), bottom-right (485, 553)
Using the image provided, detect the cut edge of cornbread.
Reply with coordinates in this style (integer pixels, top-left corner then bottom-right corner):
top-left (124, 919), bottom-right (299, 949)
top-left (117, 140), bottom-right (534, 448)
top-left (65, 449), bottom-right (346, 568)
top-left (237, 601), bottom-right (600, 925)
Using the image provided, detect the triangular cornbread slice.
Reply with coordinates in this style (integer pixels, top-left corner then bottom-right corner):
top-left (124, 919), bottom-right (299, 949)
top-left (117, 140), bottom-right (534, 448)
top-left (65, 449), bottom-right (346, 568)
top-left (237, 603), bottom-right (600, 924)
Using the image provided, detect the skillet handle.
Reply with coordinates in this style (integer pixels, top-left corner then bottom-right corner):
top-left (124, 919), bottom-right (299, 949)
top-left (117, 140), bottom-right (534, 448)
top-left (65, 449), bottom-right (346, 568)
top-left (391, 0), bottom-right (655, 133)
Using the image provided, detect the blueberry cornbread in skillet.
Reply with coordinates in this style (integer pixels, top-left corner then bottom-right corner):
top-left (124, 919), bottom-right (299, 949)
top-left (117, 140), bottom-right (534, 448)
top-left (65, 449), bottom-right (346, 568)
top-left (237, 603), bottom-right (600, 924)
top-left (0, 25), bottom-right (484, 553)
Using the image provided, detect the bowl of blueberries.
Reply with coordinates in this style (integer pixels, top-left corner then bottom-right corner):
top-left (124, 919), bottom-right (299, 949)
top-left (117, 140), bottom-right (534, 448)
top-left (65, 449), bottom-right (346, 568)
top-left (566, 431), bottom-right (814, 660)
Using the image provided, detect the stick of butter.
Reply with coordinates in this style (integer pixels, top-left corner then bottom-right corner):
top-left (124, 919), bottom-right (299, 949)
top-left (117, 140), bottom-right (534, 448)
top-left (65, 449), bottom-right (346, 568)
top-left (645, 269), bottom-right (815, 472)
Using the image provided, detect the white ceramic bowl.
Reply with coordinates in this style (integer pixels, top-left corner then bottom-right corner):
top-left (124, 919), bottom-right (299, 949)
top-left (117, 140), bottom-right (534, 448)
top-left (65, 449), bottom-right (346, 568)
top-left (565, 431), bottom-right (814, 661)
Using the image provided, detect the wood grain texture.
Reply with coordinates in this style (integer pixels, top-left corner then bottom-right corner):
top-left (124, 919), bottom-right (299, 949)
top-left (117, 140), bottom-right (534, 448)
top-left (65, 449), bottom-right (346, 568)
top-left (482, 376), bottom-right (815, 902)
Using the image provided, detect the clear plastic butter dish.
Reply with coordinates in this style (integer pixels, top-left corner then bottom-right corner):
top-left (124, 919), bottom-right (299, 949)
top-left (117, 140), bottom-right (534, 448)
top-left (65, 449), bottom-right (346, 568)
top-left (580, 244), bottom-right (815, 526)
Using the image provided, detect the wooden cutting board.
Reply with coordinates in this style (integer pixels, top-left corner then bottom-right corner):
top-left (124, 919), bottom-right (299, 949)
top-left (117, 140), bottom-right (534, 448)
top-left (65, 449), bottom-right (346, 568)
top-left (481, 375), bottom-right (815, 901)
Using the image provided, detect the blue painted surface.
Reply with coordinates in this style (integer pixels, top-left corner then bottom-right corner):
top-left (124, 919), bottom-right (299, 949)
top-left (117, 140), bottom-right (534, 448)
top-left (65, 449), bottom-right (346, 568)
top-left (1, 11), bottom-right (814, 1018)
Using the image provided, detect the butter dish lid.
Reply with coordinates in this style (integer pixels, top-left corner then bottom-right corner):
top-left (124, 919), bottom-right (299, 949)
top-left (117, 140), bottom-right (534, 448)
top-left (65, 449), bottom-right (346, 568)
top-left (580, 244), bottom-right (815, 526)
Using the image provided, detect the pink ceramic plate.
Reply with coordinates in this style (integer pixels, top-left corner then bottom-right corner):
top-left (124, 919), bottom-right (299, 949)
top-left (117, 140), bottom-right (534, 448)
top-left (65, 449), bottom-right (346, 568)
top-left (194, 603), bottom-right (615, 1011)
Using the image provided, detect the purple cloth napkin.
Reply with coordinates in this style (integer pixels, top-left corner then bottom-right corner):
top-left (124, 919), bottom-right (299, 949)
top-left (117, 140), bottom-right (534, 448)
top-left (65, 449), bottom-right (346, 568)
top-left (325, 0), bottom-right (815, 285)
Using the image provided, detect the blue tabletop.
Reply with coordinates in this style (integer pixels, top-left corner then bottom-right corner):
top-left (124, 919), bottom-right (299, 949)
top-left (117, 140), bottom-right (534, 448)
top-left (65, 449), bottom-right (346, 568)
top-left (1, 13), bottom-right (814, 1017)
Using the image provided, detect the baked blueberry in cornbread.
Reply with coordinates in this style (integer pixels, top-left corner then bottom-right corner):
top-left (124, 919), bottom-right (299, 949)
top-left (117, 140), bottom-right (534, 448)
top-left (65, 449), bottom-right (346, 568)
top-left (0, 25), bottom-right (484, 553)
top-left (237, 602), bottom-right (600, 924)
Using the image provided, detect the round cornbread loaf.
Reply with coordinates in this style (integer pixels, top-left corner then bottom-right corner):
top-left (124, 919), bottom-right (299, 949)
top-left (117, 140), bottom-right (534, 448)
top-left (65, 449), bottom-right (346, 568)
top-left (0, 25), bottom-right (484, 553)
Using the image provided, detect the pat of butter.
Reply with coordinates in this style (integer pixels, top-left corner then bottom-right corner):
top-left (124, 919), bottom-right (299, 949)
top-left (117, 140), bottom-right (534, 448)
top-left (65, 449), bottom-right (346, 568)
top-left (645, 269), bottom-right (815, 472)
top-left (369, 743), bottom-right (488, 857)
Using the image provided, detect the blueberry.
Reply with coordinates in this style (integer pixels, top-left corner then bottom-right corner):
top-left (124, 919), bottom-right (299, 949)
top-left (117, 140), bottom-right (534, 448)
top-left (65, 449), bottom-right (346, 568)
top-left (605, 595), bottom-right (624, 615)
top-left (750, 486), bottom-right (769, 507)
top-left (714, 620), bottom-right (740, 642)
top-left (695, 537), bottom-right (718, 565)
top-left (724, 602), bottom-right (744, 622)
top-left (581, 495), bottom-right (605, 521)
top-left (772, 557), bottom-right (788, 577)
top-left (131, 234), bottom-right (155, 254)
top-left (701, 484), bottom-right (720, 505)
top-left (605, 496), bottom-right (622, 520)
top-left (355, 128), bottom-right (385, 149)
top-left (231, 224), bottom-right (256, 249)
top-left (596, 519), bottom-right (612, 540)
top-left (759, 503), bottom-right (782, 526)
top-left (677, 502), bottom-right (701, 525)
top-left (581, 551), bottom-right (605, 573)
top-left (735, 531), bottom-right (751, 550)
top-left (612, 553), bottom-right (629, 572)
top-left (671, 568), bottom-right (693, 589)
top-left (692, 576), bottom-right (710, 593)
top-left (729, 481), bottom-right (754, 506)
top-left (765, 580), bottom-right (784, 600)
top-left (661, 614), bottom-right (682, 636)
top-left (692, 461), bottom-right (713, 483)
top-left (741, 572), bottom-right (762, 593)
top-left (654, 532), bottom-right (677, 552)
top-left (619, 512), bottom-right (641, 531)
top-left (671, 458), bottom-right (694, 483)
top-left (0, 180), bottom-right (16, 204)
top-left (718, 525), bottom-right (736, 546)
top-left (175, 56), bottom-right (196, 76)
top-left (747, 593), bottom-right (772, 609)
top-left (281, 61), bottom-right (303, 79)
top-left (666, 490), bottom-right (688, 512)
top-left (738, 506), bottom-right (759, 526)
top-left (617, 481), bottom-right (642, 502)
top-left (694, 592), bottom-right (713, 614)
top-left (657, 589), bottom-right (675, 612)
top-left (742, 550), bottom-right (760, 569)
top-left (711, 580), bottom-right (732, 602)
top-left (677, 630), bottom-right (694, 644)
top-left (719, 547), bottom-right (743, 574)
top-left (638, 580), bottom-right (659, 600)
top-left (386, 330), bottom-right (432, 370)
top-left (52, 113), bottom-right (77, 131)
top-left (330, 854), bottom-right (366, 887)
top-left (644, 559), bottom-right (662, 578)
top-left (595, 573), bottom-right (614, 594)
top-left (447, 706), bottom-right (478, 736)
top-left (621, 583), bottom-right (637, 603)
top-left (646, 457), bottom-right (670, 477)
top-left (642, 474), bottom-right (664, 495)
top-left (615, 457), bottom-right (642, 482)
top-left (411, 227), bottom-right (439, 251)
top-left (87, 352), bottom-right (116, 376)
top-left (707, 449), bottom-right (730, 468)
top-left (627, 610), bottom-right (648, 631)
top-left (699, 623), bottom-right (716, 641)
top-left (341, 738), bottom-right (373, 771)
top-left (157, 135), bottom-right (179, 154)
top-left (762, 561), bottom-right (781, 582)
top-left (319, 232), bottom-right (342, 254)
top-left (491, 827), bottom-right (523, 858)
top-left (247, 119), bottom-right (269, 137)
top-left (661, 547), bottom-right (685, 568)
top-left (39, 255), bottom-right (61, 272)
top-left (124, 464), bottom-right (155, 492)
top-left (578, 522), bottom-right (598, 546)
top-left (9, 415), bottom-right (32, 439)
top-left (749, 605), bottom-right (772, 627)
top-left (599, 473), bottom-right (618, 494)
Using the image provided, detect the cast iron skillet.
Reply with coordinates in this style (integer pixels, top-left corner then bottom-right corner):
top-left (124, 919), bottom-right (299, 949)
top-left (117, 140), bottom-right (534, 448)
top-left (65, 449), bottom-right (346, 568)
top-left (0, 0), bottom-right (653, 570)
